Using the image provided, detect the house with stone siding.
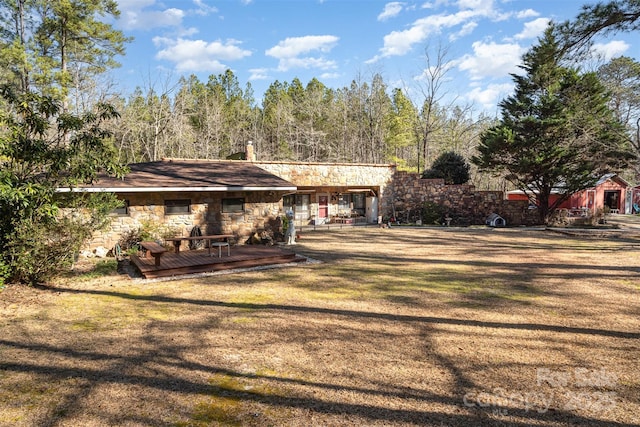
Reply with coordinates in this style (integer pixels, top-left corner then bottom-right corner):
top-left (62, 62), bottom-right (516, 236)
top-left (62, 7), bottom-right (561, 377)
top-left (62, 159), bottom-right (296, 250)
top-left (66, 143), bottom-right (538, 251)
top-left (254, 161), bottom-right (395, 226)
top-left (68, 155), bottom-right (399, 250)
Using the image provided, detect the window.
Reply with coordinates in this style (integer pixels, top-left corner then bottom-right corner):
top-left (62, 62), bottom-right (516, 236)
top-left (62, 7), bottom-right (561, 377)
top-left (165, 199), bottom-right (191, 215)
top-left (337, 194), bottom-right (351, 216)
top-left (283, 194), bottom-right (310, 222)
top-left (352, 193), bottom-right (366, 215)
top-left (337, 192), bottom-right (366, 216)
top-left (223, 198), bottom-right (245, 213)
top-left (112, 199), bottom-right (129, 216)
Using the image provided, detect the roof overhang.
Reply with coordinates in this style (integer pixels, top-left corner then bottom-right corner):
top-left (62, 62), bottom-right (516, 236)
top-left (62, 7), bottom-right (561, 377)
top-left (506, 189), bottom-right (567, 195)
top-left (57, 186), bottom-right (297, 193)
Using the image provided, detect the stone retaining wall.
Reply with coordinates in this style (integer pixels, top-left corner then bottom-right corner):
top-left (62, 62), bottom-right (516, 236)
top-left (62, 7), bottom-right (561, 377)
top-left (390, 171), bottom-right (540, 226)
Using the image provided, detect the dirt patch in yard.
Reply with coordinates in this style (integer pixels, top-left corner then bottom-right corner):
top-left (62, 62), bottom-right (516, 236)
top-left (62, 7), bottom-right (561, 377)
top-left (0, 227), bottom-right (638, 426)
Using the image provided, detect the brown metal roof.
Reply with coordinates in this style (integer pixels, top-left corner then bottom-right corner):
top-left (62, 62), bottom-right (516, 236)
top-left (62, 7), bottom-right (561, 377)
top-left (65, 159), bottom-right (296, 192)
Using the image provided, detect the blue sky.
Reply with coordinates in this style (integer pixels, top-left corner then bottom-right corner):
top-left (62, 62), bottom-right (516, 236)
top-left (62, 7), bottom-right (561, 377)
top-left (110, 0), bottom-right (640, 114)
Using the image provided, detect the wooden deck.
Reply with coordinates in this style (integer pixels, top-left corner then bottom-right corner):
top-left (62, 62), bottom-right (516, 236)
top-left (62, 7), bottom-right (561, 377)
top-left (130, 245), bottom-right (306, 279)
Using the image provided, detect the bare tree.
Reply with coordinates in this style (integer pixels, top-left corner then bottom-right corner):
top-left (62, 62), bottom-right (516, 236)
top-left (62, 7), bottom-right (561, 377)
top-left (413, 42), bottom-right (457, 172)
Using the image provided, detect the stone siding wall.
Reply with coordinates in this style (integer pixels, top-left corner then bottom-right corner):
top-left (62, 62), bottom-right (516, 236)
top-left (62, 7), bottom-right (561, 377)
top-left (254, 161), bottom-right (396, 216)
top-left (391, 171), bottom-right (539, 226)
top-left (89, 191), bottom-right (286, 250)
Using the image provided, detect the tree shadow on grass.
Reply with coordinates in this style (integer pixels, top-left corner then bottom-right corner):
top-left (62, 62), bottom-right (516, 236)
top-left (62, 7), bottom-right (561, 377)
top-left (0, 332), bottom-right (636, 427)
top-left (40, 287), bottom-right (640, 340)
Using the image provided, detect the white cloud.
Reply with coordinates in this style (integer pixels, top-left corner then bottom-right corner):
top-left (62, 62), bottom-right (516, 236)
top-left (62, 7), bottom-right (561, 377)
top-left (266, 35), bottom-right (339, 72)
top-left (116, 0), bottom-right (185, 30)
top-left (320, 72), bottom-right (341, 79)
top-left (458, 41), bottom-right (524, 80)
top-left (116, 0), bottom-right (217, 30)
top-left (449, 21), bottom-right (477, 41)
top-left (421, 0), bottom-right (450, 9)
top-left (276, 57), bottom-right (337, 72)
top-left (466, 82), bottom-right (513, 111)
top-left (177, 27), bottom-right (199, 38)
top-left (249, 68), bottom-right (270, 81)
top-left (373, 11), bottom-right (473, 59)
top-left (591, 40), bottom-right (629, 61)
top-left (117, 0), bottom-right (154, 9)
top-left (515, 8), bottom-right (539, 19)
top-left (192, 0), bottom-right (217, 16)
top-left (457, 0), bottom-right (494, 13)
top-left (153, 37), bottom-right (252, 73)
top-left (414, 60), bottom-right (457, 83)
top-left (378, 2), bottom-right (405, 21)
top-left (266, 35), bottom-right (338, 58)
top-left (369, 4), bottom-right (506, 61)
top-left (514, 17), bottom-right (550, 40)
top-left (126, 7), bottom-right (184, 30)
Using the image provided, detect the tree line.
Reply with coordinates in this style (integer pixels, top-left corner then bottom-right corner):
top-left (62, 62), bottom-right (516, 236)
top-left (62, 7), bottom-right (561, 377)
top-left (105, 70), bottom-right (502, 185)
top-left (106, 49), bottom-right (639, 190)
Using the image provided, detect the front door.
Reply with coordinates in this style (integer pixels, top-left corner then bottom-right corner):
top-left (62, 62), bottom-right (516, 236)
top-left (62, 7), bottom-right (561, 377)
top-left (587, 190), bottom-right (595, 214)
top-left (604, 190), bottom-right (620, 211)
top-left (318, 195), bottom-right (328, 219)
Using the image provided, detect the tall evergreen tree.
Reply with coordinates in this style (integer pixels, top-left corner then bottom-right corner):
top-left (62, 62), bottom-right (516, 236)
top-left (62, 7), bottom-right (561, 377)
top-left (261, 80), bottom-right (295, 160)
top-left (557, 0), bottom-right (640, 57)
top-left (0, 0), bottom-right (129, 284)
top-left (0, 0), bottom-right (129, 104)
top-left (364, 74), bottom-right (391, 164)
top-left (207, 70), bottom-right (256, 158)
top-left (473, 27), bottom-right (634, 223)
top-left (386, 88), bottom-right (418, 169)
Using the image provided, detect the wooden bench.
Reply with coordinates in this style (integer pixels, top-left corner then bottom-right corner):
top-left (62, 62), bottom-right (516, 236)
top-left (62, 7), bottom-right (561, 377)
top-left (139, 241), bottom-right (168, 267)
top-left (165, 234), bottom-right (234, 256)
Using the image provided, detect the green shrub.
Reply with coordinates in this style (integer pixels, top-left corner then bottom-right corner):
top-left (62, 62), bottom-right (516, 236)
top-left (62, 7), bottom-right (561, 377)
top-left (2, 192), bottom-right (120, 284)
top-left (118, 221), bottom-right (179, 252)
top-left (0, 87), bottom-right (126, 285)
top-left (422, 201), bottom-right (445, 225)
top-left (5, 217), bottom-right (88, 284)
top-left (422, 151), bottom-right (471, 184)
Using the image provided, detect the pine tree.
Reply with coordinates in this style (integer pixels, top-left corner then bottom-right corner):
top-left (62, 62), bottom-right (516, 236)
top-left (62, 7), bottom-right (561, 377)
top-left (557, 0), bottom-right (640, 57)
top-left (0, 0), bottom-right (129, 105)
top-left (473, 27), bottom-right (634, 223)
top-left (0, 0), bottom-right (129, 284)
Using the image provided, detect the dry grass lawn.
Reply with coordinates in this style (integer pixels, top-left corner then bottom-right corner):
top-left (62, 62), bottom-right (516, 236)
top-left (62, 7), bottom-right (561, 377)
top-left (0, 226), bottom-right (639, 426)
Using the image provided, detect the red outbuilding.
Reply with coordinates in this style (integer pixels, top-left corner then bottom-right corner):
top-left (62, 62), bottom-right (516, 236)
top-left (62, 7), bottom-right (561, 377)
top-left (507, 174), bottom-right (631, 215)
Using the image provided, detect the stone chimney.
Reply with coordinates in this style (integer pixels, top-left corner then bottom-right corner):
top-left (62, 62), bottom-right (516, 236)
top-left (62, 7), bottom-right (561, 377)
top-left (246, 140), bottom-right (256, 162)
